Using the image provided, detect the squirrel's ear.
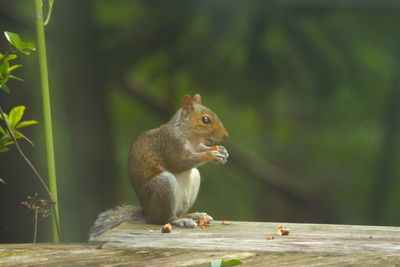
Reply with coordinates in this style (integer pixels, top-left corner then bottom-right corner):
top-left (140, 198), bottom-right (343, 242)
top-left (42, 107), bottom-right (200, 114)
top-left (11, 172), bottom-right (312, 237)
top-left (181, 95), bottom-right (193, 119)
top-left (193, 94), bottom-right (202, 104)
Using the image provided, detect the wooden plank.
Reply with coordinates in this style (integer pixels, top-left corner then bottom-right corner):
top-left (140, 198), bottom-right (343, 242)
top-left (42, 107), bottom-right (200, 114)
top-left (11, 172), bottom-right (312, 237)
top-left (2, 221), bottom-right (400, 266)
top-left (91, 221), bottom-right (400, 254)
top-left (0, 244), bottom-right (255, 267)
top-left (1, 244), bottom-right (400, 267)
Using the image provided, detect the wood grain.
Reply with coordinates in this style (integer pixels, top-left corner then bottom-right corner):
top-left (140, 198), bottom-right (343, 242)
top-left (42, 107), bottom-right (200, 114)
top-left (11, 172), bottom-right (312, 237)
top-left (1, 221), bottom-right (400, 266)
top-left (92, 221), bottom-right (400, 254)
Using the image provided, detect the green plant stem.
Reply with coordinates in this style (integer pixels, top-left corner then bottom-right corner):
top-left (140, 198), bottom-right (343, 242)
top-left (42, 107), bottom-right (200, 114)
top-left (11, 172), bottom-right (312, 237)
top-left (35, 0), bottom-right (60, 243)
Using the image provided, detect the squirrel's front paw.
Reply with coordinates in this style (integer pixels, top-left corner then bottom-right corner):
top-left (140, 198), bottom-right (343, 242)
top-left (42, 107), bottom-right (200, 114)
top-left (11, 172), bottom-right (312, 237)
top-left (211, 146), bottom-right (229, 164)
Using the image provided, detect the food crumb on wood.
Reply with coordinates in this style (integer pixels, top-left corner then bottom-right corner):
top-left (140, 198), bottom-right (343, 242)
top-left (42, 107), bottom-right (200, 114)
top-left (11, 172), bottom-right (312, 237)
top-left (198, 215), bottom-right (212, 229)
top-left (221, 220), bottom-right (231, 225)
top-left (266, 235), bottom-right (275, 240)
top-left (276, 226), bottom-right (290, 236)
top-left (161, 223), bottom-right (172, 233)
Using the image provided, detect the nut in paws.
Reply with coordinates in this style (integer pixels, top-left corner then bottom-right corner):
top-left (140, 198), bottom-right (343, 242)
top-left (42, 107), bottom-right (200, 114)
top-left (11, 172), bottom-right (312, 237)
top-left (211, 146), bottom-right (229, 163)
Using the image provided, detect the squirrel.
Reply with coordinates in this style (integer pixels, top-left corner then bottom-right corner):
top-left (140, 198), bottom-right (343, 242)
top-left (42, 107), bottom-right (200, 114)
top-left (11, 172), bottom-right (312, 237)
top-left (89, 94), bottom-right (229, 240)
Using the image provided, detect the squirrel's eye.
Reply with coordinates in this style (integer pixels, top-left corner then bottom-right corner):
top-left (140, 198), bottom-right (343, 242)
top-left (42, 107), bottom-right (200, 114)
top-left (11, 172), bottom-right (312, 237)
top-left (201, 116), bottom-right (211, 124)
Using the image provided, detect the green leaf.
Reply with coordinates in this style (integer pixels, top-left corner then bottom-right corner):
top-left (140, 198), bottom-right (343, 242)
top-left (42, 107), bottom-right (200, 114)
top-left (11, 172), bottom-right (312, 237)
top-left (8, 75), bottom-right (24, 82)
top-left (9, 106), bottom-right (25, 126)
top-left (1, 54), bottom-right (17, 62)
top-left (221, 259), bottom-right (243, 266)
top-left (4, 32), bottom-right (36, 55)
top-left (210, 259), bottom-right (243, 267)
top-left (0, 54), bottom-right (20, 94)
top-left (0, 81), bottom-right (10, 93)
top-left (0, 58), bottom-right (9, 75)
top-left (16, 120), bottom-right (39, 129)
top-left (8, 64), bottom-right (22, 73)
top-left (0, 178), bottom-right (5, 184)
top-left (44, 0), bottom-right (55, 26)
top-left (0, 126), bottom-right (5, 135)
top-left (5, 54), bottom-right (17, 60)
top-left (0, 147), bottom-right (9, 152)
top-left (0, 112), bottom-right (10, 122)
top-left (0, 134), bottom-right (10, 141)
top-left (3, 141), bottom-right (14, 147)
top-left (0, 54), bottom-right (17, 74)
top-left (0, 69), bottom-right (9, 80)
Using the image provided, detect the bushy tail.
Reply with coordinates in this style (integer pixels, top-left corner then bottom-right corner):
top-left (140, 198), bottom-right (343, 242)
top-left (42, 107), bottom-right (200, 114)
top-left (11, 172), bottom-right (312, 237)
top-left (89, 204), bottom-right (145, 240)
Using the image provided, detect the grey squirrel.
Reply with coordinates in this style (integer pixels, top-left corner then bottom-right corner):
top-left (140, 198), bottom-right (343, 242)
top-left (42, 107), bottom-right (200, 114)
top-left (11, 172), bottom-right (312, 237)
top-left (89, 94), bottom-right (229, 239)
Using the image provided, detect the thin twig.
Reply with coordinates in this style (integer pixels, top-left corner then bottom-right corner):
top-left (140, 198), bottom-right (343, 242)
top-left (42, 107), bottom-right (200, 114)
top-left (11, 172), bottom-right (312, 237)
top-left (34, 208), bottom-right (38, 244)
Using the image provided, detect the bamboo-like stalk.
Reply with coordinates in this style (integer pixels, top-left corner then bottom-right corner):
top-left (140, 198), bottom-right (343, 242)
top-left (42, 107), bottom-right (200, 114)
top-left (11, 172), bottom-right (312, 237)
top-left (34, 0), bottom-right (60, 243)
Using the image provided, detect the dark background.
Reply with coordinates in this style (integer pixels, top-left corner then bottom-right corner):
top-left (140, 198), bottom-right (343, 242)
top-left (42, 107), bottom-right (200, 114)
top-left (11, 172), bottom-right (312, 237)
top-left (1, 0), bottom-right (400, 242)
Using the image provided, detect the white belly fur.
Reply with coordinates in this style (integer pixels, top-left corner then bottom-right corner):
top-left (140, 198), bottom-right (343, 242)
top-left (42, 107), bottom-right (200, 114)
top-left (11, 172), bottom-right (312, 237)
top-left (174, 168), bottom-right (201, 216)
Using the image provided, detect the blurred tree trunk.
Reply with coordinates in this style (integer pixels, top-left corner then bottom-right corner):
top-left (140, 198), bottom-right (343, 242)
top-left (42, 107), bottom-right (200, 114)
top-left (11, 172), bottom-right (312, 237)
top-left (50, 0), bottom-right (117, 241)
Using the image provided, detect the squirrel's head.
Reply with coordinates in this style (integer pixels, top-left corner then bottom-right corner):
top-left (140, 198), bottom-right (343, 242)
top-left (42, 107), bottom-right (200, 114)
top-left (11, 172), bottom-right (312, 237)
top-left (180, 94), bottom-right (229, 146)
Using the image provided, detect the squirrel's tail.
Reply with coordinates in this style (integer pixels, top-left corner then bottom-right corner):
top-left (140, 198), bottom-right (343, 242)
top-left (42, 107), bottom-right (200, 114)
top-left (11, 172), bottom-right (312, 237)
top-left (89, 204), bottom-right (145, 240)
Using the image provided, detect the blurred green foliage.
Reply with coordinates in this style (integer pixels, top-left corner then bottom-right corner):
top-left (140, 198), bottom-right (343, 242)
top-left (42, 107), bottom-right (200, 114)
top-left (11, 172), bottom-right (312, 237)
top-left (0, 0), bottom-right (400, 242)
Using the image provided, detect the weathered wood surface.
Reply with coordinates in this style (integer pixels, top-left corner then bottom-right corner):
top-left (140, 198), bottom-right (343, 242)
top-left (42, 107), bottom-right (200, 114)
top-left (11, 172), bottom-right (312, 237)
top-left (1, 243), bottom-right (400, 267)
top-left (1, 221), bottom-right (400, 266)
top-left (93, 221), bottom-right (400, 254)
